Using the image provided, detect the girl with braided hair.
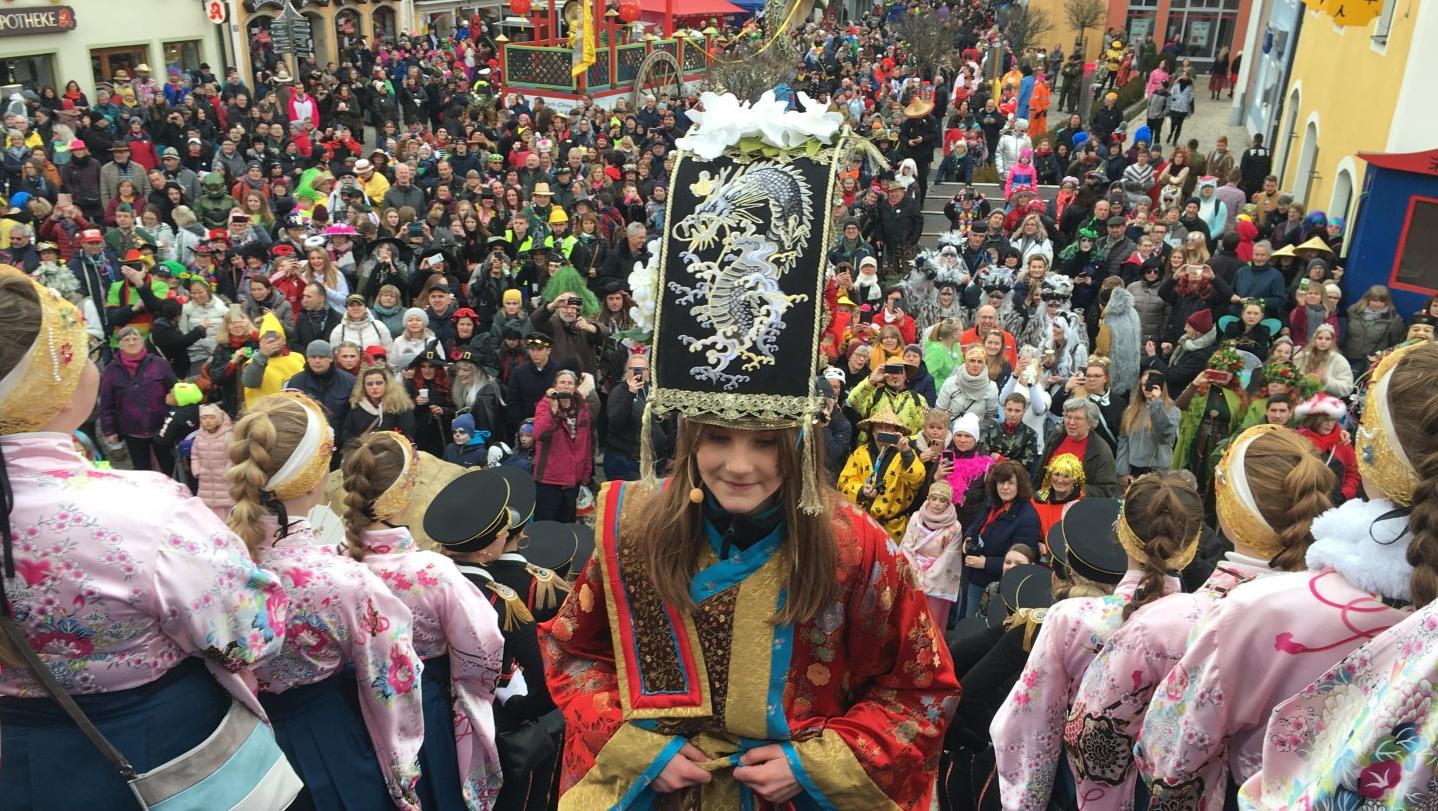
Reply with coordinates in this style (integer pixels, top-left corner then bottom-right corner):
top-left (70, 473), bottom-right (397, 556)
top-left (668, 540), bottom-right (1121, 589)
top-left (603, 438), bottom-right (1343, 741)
top-left (1063, 427), bottom-right (1332, 810)
top-left (1137, 343), bottom-right (1431, 809)
top-left (992, 477), bottom-right (1203, 810)
top-left (1241, 342), bottom-right (1438, 810)
top-left (340, 430), bottom-right (506, 811)
top-left (228, 390), bottom-right (426, 810)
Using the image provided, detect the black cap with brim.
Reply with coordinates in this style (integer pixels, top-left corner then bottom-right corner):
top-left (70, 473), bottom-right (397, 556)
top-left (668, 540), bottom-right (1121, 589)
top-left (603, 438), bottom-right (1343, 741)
top-left (1053, 498), bottom-right (1126, 585)
top-left (522, 520), bottom-right (579, 577)
top-left (423, 470), bottom-right (511, 553)
top-left (569, 522), bottom-right (594, 577)
top-left (526, 331), bottom-right (553, 348)
top-left (1001, 563), bottom-right (1054, 614)
top-left (492, 466), bottom-right (536, 528)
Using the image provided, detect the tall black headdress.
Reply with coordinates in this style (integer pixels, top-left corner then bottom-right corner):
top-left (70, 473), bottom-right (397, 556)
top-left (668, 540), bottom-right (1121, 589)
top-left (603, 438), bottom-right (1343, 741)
top-left (639, 98), bottom-right (854, 513)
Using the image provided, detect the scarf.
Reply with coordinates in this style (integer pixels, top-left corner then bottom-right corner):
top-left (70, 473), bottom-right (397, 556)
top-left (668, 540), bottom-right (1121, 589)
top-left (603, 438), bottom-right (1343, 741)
top-left (957, 364), bottom-right (992, 400)
top-left (118, 348), bottom-right (146, 375)
top-left (1304, 304), bottom-right (1326, 342)
top-left (1300, 425), bottom-right (1343, 455)
top-left (917, 496), bottom-right (958, 529)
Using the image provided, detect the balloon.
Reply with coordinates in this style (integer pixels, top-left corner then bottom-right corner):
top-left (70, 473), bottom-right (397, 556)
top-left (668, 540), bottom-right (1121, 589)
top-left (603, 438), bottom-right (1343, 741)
top-left (618, 1), bottom-right (640, 23)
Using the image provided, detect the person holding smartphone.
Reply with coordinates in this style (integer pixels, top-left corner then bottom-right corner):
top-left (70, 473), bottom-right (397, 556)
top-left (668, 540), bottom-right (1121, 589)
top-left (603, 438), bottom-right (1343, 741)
top-left (530, 287), bottom-right (599, 378)
top-left (1116, 369), bottom-right (1182, 488)
top-left (533, 369), bottom-right (592, 522)
top-left (838, 406), bottom-right (927, 540)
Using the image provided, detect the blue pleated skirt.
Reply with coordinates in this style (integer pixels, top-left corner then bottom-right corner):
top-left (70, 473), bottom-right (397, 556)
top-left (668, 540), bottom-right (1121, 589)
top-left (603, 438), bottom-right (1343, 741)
top-left (259, 673), bottom-right (393, 811)
top-left (416, 655), bottom-right (466, 811)
top-left (0, 658), bottom-right (228, 811)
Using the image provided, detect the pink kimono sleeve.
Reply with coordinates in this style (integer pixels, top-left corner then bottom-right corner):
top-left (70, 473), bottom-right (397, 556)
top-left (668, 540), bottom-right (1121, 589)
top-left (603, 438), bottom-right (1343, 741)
top-left (342, 566), bottom-right (426, 811)
top-left (992, 599), bottom-right (1088, 811)
top-left (434, 562), bottom-right (506, 810)
top-left (1134, 603), bottom-right (1242, 811)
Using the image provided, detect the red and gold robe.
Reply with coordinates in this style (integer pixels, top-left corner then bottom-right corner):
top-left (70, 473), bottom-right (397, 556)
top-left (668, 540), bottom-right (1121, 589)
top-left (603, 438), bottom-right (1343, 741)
top-left (540, 480), bottom-right (961, 809)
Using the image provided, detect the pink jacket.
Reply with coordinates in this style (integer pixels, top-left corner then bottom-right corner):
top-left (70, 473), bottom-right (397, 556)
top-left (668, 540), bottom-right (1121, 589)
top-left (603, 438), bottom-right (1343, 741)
top-left (189, 404), bottom-right (233, 518)
top-left (1136, 569), bottom-right (1408, 810)
top-left (1241, 600), bottom-right (1438, 810)
top-left (1064, 557), bottom-right (1274, 810)
top-left (992, 570), bottom-right (1180, 811)
top-left (532, 397), bottom-right (592, 487)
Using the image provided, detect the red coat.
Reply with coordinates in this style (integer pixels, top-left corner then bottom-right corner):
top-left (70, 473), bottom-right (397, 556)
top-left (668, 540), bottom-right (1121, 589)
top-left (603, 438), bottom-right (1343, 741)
top-left (532, 398), bottom-right (592, 487)
top-left (1298, 426), bottom-right (1359, 502)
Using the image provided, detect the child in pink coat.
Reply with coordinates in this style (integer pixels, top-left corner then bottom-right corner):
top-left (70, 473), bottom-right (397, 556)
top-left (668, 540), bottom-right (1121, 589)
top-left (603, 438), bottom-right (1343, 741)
top-left (189, 403), bottom-right (233, 518)
top-left (899, 480), bottom-right (964, 627)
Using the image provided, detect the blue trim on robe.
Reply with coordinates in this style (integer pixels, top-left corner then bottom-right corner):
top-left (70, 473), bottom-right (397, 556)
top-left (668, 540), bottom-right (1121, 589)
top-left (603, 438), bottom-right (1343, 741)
top-left (613, 733), bottom-right (686, 810)
top-left (781, 740), bottom-right (836, 811)
top-left (690, 519), bottom-right (786, 603)
top-left (611, 482), bottom-right (692, 697)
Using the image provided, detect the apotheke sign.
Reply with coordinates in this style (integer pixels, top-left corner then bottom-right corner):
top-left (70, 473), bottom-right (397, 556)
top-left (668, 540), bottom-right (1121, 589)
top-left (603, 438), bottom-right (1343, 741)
top-left (0, 5), bottom-right (77, 37)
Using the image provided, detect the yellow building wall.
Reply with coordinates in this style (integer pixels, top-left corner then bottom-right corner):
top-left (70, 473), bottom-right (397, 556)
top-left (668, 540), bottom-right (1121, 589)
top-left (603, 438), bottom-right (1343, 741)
top-left (1028, 0), bottom-right (1098, 63)
top-left (1277, 6), bottom-right (1414, 210)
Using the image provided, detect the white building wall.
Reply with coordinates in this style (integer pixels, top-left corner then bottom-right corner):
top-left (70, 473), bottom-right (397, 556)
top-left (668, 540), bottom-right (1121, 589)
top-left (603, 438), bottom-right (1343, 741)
top-left (1386, 0), bottom-right (1438, 153)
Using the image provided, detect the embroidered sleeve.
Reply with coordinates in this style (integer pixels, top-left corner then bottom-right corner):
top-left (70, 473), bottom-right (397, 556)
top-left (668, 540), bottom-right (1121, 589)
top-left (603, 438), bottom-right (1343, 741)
top-left (787, 511), bottom-right (961, 808)
top-left (992, 598), bottom-right (1085, 811)
top-left (342, 566), bottom-right (425, 811)
top-left (435, 563), bottom-right (505, 809)
top-left (150, 505), bottom-right (287, 671)
top-left (1135, 602), bottom-right (1239, 811)
top-left (539, 554), bottom-right (683, 807)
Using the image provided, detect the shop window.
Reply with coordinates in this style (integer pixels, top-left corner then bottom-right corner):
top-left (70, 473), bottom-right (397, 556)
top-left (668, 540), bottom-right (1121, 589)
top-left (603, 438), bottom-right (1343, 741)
top-left (1393, 198), bottom-right (1438, 292)
top-left (163, 40), bottom-right (203, 76)
top-left (0, 53), bottom-right (56, 93)
top-left (91, 46), bottom-right (149, 84)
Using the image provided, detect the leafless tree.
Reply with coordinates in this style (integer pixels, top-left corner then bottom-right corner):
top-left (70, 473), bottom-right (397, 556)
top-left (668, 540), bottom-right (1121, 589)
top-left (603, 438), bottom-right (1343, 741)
top-left (702, 0), bottom-right (804, 101)
top-left (1006, 5), bottom-right (1054, 59)
top-left (1064, 0), bottom-right (1106, 59)
top-left (897, 10), bottom-right (956, 79)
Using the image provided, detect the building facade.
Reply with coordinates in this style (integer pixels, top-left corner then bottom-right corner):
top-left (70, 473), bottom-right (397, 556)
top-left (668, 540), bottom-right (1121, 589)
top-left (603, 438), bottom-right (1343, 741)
top-left (233, 0), bottom-right (404, 84)
top-left (1273, 0), bottom-right (1435, 238)
top-left (0, 2), bottom-right (226, 101)
top-left (1104, 0), bottom-right (1252, 72)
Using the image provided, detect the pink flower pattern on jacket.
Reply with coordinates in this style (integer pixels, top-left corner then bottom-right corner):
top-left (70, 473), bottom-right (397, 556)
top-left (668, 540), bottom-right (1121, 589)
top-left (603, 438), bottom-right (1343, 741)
top-left (252, 517), bottom-right (425, 811)
top-left (992, 571), bottom-right (1179, 811)
top-left (1061, 561), bottom-right (1269, 811)
top-left (1241, 602), bottom-right (1438, 810)
top-left (1136, 568), bottom-right (1409, 811)
top-left (0, 433), bottom-right (287, 723)
top-left (359, 527), bottom-right (506, 810)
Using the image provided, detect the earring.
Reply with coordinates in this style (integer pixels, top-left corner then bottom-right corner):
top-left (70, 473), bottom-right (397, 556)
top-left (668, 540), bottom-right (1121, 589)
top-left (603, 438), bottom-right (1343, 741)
top-left (688, 487), bottom-right (704, 504)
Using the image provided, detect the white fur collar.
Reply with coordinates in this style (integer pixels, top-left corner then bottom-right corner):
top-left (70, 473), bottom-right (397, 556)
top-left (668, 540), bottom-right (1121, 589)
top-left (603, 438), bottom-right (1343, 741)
top-left (1305, 497), bottom-right (1414, 602)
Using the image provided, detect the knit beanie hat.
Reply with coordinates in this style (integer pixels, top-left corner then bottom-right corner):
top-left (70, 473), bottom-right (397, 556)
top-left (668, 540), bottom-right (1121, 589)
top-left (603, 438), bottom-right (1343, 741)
top-left (403, 307), bottom-right (429, 327)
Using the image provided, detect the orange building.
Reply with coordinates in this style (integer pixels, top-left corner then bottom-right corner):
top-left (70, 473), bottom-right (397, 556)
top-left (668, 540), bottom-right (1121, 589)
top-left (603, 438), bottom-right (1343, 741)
top-left (1103, 0), bottom-right (1252, 72)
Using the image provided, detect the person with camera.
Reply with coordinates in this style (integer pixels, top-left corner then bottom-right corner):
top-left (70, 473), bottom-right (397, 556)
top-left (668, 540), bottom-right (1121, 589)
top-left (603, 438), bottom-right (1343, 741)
top-left (838, 405), bottom-right (928, 540)
top-left (529, 291), bottom-right (599, 379)
top-left (846, 358), bottom-right (928, 444)
top-left (1116, 369), bottom-right (1182, 488)
top-left (533, 368), bottom-right (592, 523)
top-left (604, 352), bottom-right (666, 482)
top-left (958, 460), bottom-right (1042, 618)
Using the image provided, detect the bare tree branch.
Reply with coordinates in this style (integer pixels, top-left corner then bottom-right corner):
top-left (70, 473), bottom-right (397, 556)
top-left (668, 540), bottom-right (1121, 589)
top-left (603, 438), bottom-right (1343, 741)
top-left (1006, 5), bottom-right (1054, 58)
top-left (896, 10), bottom-right (956, 79)
top-left (1063, 0), bottom-right (1106, 58)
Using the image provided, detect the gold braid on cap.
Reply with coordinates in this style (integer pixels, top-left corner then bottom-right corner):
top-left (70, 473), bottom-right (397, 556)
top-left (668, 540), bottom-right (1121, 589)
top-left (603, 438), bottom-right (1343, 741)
top-left (370, 432), bottom-right (419, 522)
top-left (1116, 498), bottom-right (1202, 571)
top-left (0, 266), bottom-right (91, 436)
top-left (1214, 423), bottom-right (1283, 558)
top-left (264, 390), bottom-right (335, 501)
top-left (1356, 341), bottom-right (1423, 507)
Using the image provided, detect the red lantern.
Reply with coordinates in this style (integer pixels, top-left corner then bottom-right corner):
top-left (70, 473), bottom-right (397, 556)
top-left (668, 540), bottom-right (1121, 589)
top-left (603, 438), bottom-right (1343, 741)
top-left (618, 1), bottom-right (640, 23)
top-left (511, 0), bottom-right (532, 15)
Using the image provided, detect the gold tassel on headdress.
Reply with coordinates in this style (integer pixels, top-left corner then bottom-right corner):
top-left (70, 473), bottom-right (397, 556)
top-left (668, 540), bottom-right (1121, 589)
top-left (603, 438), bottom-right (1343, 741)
top-left (525, 563), bottom-right (573, 613)
top-left (798, 402), bottom-right (823, 515)
top-left (638, 397), bottom-right (660, 493)
top-left (484, 582), bottom-right (535, 632)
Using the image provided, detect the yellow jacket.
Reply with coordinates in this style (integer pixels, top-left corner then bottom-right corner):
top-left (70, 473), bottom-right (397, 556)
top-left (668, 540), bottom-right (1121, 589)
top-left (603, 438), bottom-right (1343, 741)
top-left (242, 313), bottom-right (305, 409)
top-left (838, 443), bottom-right (926, 539)
top-left (360, 171), bottom-right (391, 206)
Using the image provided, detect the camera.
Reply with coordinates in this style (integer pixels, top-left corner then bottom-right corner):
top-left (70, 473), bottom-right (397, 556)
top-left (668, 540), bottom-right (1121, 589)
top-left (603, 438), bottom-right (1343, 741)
top-left (549, 391), bottom-right (573, 402)
top-left (874, 430), bottom-right (901, 445)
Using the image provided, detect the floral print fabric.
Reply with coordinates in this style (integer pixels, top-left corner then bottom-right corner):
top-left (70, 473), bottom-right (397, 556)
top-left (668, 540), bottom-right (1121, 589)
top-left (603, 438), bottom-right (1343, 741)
top-left (359, 527), bottom-right (506, 810)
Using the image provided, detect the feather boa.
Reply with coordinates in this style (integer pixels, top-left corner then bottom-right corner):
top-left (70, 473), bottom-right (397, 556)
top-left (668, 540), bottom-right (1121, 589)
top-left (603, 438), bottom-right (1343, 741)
top-left (946, 452), bottom-right (995, 506)
top-left (1305, 497), bottom-right (1415, 602)
top-left (1103, 287), bottom-right (1142, 396)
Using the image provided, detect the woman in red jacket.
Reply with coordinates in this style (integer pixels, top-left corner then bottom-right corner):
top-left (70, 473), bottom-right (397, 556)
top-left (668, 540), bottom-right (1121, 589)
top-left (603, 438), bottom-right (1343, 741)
top-left (1294, 392), bottom-right (1358, 504)
top-left (532, 368), bottom-right (592, 523)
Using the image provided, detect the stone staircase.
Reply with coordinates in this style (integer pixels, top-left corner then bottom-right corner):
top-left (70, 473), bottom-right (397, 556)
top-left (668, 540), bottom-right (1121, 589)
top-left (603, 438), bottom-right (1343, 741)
top-left (919, 181), bottom-right (1062, 248)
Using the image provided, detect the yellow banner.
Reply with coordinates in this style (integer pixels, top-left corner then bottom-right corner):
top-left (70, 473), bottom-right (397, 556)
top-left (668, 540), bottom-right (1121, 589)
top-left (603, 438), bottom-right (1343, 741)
top-left (572, 0), bottom-right (597, 77)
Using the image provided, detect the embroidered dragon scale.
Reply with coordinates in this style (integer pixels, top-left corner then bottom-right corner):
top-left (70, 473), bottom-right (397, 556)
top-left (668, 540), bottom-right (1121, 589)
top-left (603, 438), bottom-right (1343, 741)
top-left (668, 162), bottom-right (816, 390)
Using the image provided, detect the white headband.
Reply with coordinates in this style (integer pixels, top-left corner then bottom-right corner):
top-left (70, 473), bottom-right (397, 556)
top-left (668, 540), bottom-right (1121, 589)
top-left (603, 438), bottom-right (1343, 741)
top-left (264, 403), bottom-right (332, 492)
top-left (0, 339), bottom-right (39, 407)
top-left (1226, 431), bottom-right (1273, 535)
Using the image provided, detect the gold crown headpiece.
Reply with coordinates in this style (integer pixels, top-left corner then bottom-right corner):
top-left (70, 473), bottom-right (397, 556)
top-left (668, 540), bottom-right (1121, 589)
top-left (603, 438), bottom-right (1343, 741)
top-left (0, 266), bottom-right (91, 436)
top-left (1214, 423), bottom-right (1284, 557)
top-left (1355, 341), bottom-right (1425, 507)
top-left (370, 432), bottom-right (420, 522)
top-left (263, 390), bottom-right (335, 501)
top-left (1115, 481), bottom-right (1202, 572)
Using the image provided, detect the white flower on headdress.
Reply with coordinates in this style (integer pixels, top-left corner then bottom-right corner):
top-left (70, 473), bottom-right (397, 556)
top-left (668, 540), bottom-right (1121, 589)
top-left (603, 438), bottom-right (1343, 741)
top-left (628, 240), bottom-right (662, 335)
top-left (676, 92), bottom-right (761, 160)
top-left (676, 91), bottom-right (844, 159)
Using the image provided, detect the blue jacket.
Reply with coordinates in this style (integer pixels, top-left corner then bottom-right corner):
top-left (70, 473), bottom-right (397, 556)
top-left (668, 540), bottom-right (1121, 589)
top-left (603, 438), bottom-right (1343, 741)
top-left (962, 497), bottom-right (1043, 589)
top-left (1234, 264), bottom-right (1287, 318)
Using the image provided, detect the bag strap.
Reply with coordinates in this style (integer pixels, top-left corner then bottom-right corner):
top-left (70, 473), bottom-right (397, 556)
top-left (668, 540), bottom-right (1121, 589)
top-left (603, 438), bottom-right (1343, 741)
top-left (0, 611), bottom-right (139, 781)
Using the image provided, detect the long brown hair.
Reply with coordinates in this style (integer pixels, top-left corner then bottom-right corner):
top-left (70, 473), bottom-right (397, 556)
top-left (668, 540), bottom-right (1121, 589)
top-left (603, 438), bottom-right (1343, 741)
top-left (1120, 369), bottom-right (1176, 434)
top-left (339, 432), bottom-right (407, 561)
top-left (1121, 472), bottom-right (1203, 620)
top-left (225, 395), bottom-right (313, 556)
top-left (1390, 345), bottom-right (1438, 604)
top-left (631, 419), bottom-right (839, 624)
top-left (1241, 427), bottom-right (1334, 571)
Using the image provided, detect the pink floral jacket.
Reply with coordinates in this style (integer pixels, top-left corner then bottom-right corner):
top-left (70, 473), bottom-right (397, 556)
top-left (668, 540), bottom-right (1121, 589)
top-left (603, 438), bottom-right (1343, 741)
top-left (359, 527), bottom-right (506, 811)
top-left (1136, 569), bottom-right (1409, 810)
top-left (992, 570), bottom-right (1180, 811)
top-left (253, 517), bottom-right (424, 811)
top-left (1241, 602), bottom-right (1438, 810)
top-left (1062, 558), bottom-right (1273, 811)
top-left (0, 433), bottom-right (286, 722)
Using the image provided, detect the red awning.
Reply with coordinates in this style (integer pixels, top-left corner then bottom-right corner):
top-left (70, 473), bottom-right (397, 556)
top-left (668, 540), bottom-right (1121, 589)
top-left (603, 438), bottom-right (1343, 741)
top-left (640, 0), bottom-right (744, 16)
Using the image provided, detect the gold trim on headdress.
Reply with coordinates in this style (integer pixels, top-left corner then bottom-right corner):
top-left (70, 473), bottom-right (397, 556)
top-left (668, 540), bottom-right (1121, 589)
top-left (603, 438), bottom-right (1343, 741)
top-left (0, 266), bottom-right (91, 436)
top-left (963, 344), bottom-right (987, 361)
top-left (370, 432), bottom-right (419, 522)
top-left (1116, 511), bottom-right (1200, 572)
top-left (1356, 341), bottom-right (1424, 507)
top-left (265, 390), bottom-right (335, 501)
top-left (1214, 423), bottom-right (1283, 558)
